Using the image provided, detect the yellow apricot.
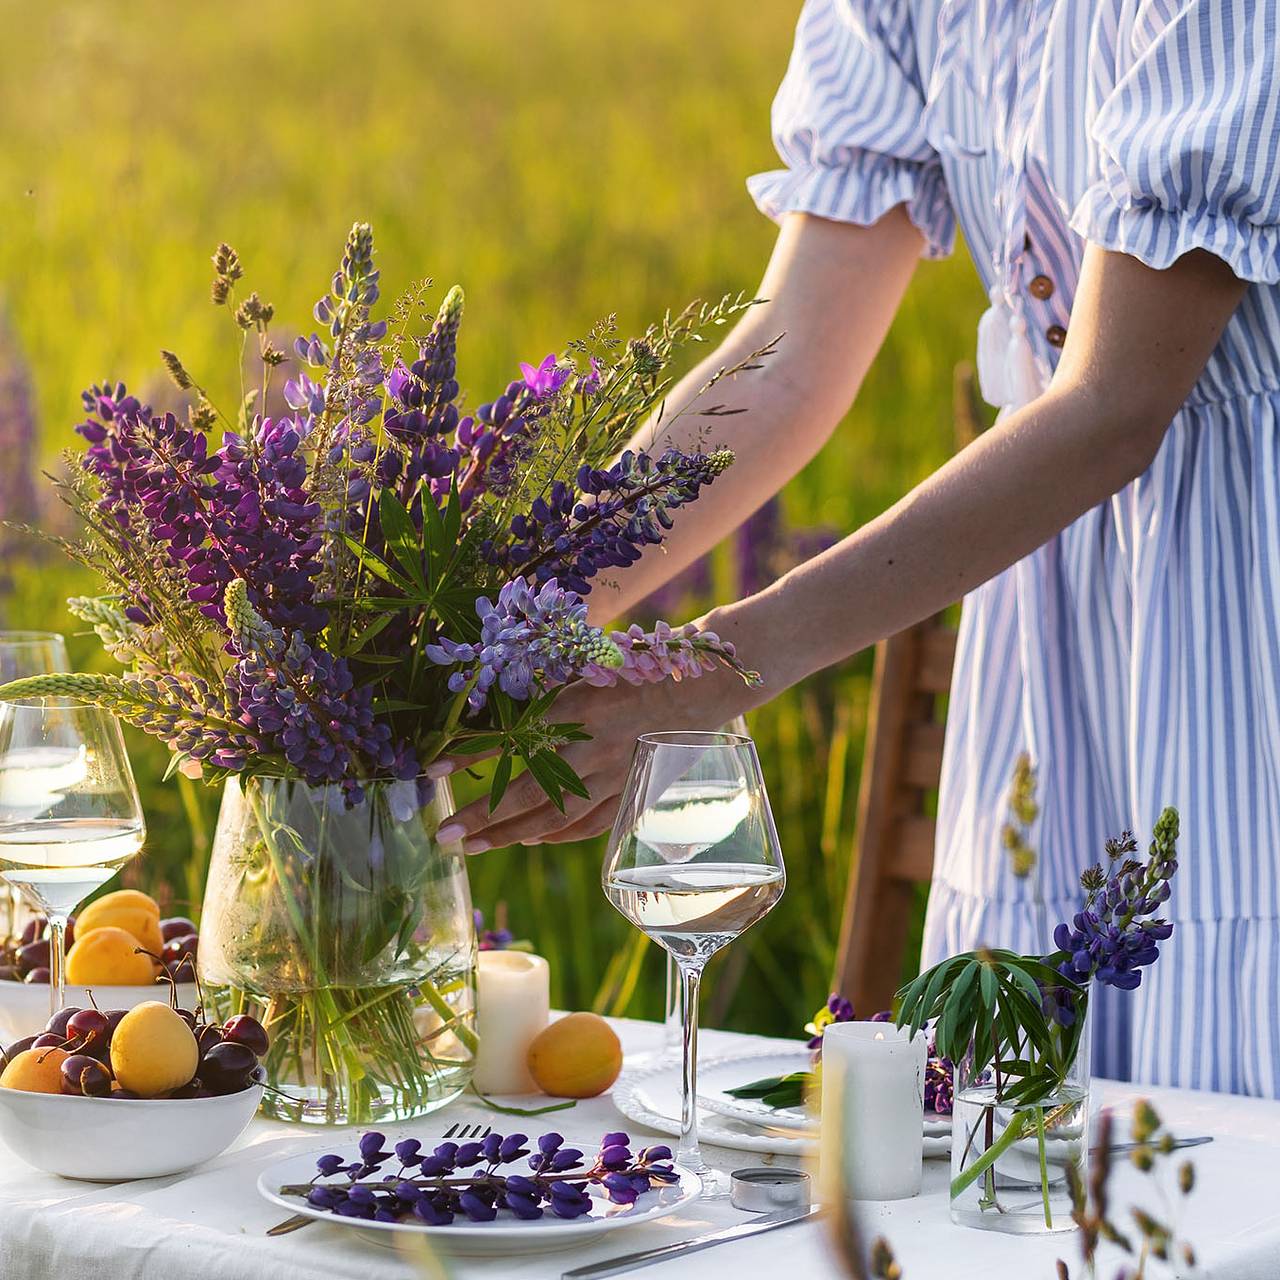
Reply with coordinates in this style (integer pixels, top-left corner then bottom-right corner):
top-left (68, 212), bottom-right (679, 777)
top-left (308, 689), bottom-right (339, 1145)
top-left (110, 1002), bottom-right (198, 1097)
top-left (0, 1046), bottom-right (69, 1094)
top-left (75, 891), bottom-right (164, 958)
top-left (526, 1012), bottom-right (623, 1098)
top-left (66, 926), bottom-right (157, 986)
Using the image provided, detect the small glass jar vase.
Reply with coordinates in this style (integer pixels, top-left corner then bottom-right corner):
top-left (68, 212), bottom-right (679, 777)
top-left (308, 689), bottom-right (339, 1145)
top-left (950, 1004), bottom-right (1091, 1234)
top-left (199, 773), bottom-right (477, 1126)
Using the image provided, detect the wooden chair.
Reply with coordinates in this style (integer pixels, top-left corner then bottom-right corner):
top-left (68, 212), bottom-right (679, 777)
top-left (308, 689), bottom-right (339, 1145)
top-left (831, 365), bottom-right (984, 1015)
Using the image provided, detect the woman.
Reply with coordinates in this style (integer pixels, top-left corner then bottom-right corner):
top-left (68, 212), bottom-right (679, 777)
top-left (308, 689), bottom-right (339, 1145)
top-left (440, 0), bottom-right (1280, 1097)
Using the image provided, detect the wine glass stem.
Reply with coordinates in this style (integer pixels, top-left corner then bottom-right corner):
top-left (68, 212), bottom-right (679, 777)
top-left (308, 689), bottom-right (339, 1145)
top-left (676, 958), bottom-right (705, 1171)
top-left (46, 913), bottom-right (68, 1019)
top-left (663, 954), bottom-right (683, 1057)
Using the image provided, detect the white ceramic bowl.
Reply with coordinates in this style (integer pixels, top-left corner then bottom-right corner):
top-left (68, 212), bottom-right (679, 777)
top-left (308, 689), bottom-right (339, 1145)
top-left (0, 980), bottom-right (199, 1046)
top-left (0, 1084), bottom-right (263, 1180)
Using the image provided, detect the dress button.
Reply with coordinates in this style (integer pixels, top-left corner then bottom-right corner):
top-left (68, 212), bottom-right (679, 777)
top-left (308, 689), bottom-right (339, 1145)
top-left (1045, 324), bottom-right (1067, 348)
top-left (1029, 274), bottom-right (1054, 300)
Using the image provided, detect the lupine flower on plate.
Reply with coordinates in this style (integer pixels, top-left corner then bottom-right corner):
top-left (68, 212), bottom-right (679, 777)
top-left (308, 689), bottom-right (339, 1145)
top-left (265, 1128), bottom-right (691, 1232)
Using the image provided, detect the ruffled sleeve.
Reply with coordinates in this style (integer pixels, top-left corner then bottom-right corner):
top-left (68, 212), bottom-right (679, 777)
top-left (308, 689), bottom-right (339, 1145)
top-left (1070, 0), bottom-right (1280, 284)
top-left (747, 0), bottom-right (955, 259)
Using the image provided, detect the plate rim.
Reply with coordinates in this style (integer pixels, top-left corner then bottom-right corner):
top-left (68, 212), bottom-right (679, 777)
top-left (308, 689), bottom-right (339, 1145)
top-left (255, 1144), bottom-right (702, 1242)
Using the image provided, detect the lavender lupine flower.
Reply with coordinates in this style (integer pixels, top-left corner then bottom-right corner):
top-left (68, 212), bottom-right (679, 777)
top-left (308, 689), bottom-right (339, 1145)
top-left (925, 1050), bottom-right (954, 1115)
top-left (805, 993), bottom-right (855, 1055)
top-left (581, 620), bottom-right (755, 688)
top-left (487, 448), bottom-right (734, 595)
top-left (453, 377), bottom-right (544, 506)
top-left (474, 909), bottom-right (514, 951)
top-left (1051, 808), bottom-right (1179, 995)
top-left (223, 580), bottom-right (414, 792)
top-left (426, 577), bottom-right (623, 712)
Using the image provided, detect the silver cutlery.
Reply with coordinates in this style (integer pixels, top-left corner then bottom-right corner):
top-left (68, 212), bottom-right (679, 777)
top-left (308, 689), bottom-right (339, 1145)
top-left (560, 1206), bottom-right (822, 1279)
top-left (265, 1121), bottom-right (493, 1237)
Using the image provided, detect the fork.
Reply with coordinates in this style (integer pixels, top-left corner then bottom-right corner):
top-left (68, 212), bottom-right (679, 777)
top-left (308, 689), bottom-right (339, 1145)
top-left (266, 1122), bottom-right (493, 1237)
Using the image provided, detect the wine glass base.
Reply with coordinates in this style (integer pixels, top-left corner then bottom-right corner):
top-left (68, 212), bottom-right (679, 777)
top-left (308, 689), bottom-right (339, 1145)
top-left (680, 1157), bottom-right (731, 1200)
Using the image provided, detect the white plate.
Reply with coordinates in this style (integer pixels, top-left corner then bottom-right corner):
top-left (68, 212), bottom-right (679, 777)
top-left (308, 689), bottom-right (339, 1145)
top-left (615, 1050), bottom-right (952, 1158)
top-left (257, 1142), bottom-right (701, 1256)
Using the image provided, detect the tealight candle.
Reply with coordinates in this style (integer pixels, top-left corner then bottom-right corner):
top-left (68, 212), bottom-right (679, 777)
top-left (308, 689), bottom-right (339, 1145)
top-left (472, 951), bottom-right (550, 1095)
top-left (818, 1021), bottom-right (927, 1201)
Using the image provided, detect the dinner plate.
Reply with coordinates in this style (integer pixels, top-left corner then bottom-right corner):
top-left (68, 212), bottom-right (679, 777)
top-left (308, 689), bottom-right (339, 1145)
top-left (614, 1049), bottom-right (951, 1158)
top-left (257, 1144), bottom-right (701, 1256)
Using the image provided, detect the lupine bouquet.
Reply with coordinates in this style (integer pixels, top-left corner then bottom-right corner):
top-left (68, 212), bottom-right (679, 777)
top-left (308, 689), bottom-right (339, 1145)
top-left (0, 224), bottom-right (765, 1123)
top-left (0, 223), bottom-right (760, 800)
top-left (896, 760), bottom-right (1182, 1228)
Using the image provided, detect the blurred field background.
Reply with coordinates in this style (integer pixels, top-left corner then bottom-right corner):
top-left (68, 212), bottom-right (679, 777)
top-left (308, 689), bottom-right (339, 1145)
top-left (0, 0), bottom-right (984, 1035)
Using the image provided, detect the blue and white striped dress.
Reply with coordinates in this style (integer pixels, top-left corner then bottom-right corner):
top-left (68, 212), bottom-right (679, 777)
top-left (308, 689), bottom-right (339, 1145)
top-left (750, 0), bottom-right (1280, 1098)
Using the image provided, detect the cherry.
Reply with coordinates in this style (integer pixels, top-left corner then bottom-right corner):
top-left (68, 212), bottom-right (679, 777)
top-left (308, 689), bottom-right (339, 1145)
top-left (195, 1024), bottom-right (223, 1058)
top-left (0, 964), bottom-right (21, 982)
top-left (3, 1035), bottom-right (37, 1060)
top-left (61, 1053), bottom-right (112, 1097)
top-left (46, 1006), bottom-right (83, 1037)
top-left (17, 939), bottom-right (50, 974)
top-left (160, 917), bottom-right (197, 943)
top-left (162, 934), bottom-right (199, 966)
top-left (66, 1008), bottom-right (111, 1058)
top-left (32, 1032), bottom-right (63, 1048)
top-left (222, 1014), bottom-right (269, 1058)
top-left (25, 968), bottom-right (50, 984)
top-left (200, 1041), bottom-right (257, 1094)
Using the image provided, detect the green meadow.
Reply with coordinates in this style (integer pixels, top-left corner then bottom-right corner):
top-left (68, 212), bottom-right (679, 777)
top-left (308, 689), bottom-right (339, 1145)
top-left (0, 0), bottom-right (983, 1034)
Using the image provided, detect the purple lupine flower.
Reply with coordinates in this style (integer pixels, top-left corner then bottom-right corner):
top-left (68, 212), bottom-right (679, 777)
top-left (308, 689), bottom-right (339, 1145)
top-left (76, 393), bottom-right (327, 634)
top-left (581, 620), bottom-right (752, 688)
top-left (486, 447), bottom-right (734, 596)
top-left (519, 353), bottom-right (570, 399)
top-left (474, 909), bottom-right (514, 951)
top-left (574, 356), bottom-right (603, 397)
top-left (925, 1051), bottom-right (954, 1115)
top-left (223, 580), bottom-right (416, 793)
top-left (426, 577), bottom-right (623, 712)
top-left (1050, 810), bottom-right (1179, 996)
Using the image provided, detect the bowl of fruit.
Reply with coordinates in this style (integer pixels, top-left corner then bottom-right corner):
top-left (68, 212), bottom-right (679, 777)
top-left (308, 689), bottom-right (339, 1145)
top-left (0, 997), bottom-right (268, 1180)
top-left (0, 890), bottom-right (199, 1043)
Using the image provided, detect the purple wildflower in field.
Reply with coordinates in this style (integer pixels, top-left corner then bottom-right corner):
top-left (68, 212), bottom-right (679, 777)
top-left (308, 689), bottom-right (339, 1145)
top-left (0, 314), bottom-right (38, 605)
top-left (426, 577), bottom-right (623, 712)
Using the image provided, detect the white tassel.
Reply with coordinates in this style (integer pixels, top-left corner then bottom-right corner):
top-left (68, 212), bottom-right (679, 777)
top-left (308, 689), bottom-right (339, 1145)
top-left (1004, 313), bottom-right (1046, 410)
top-left (976, 288), bottom-right (1012, 409)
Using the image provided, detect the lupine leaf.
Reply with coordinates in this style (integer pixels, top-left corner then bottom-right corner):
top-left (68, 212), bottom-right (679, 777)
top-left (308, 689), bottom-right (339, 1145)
top-left (378, 490), bottom-right (427, 589)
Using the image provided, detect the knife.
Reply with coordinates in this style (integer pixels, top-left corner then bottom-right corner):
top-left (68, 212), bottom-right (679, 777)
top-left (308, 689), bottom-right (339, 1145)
top-left (561, 1206), bottom-right (822, 1280)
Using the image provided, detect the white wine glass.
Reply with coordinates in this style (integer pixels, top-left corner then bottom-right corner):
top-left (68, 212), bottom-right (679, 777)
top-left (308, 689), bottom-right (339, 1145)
top-left (659, 715), bottom-right (749, 1063)
top-left (0, 699), bottom-right (145, 1014)
top-left (604, 730), bottom-right (784, 1195)
top-left (0, 633), bottom-right (70, 944)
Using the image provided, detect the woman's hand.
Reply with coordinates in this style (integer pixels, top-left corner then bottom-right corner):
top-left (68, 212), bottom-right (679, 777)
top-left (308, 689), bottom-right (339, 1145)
top-left (435, 667), bottom-right (751, 853)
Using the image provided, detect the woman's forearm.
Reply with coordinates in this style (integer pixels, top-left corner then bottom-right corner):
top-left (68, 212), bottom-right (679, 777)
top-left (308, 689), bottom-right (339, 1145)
top-left (587, 208), bottom-right (923, 624)
top-left (707, 246), bottom-right (1248, 703)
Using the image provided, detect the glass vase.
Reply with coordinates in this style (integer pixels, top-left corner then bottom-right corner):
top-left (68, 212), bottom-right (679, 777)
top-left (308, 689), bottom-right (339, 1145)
top-left (199, 774), bottom-right (477, 1125)
top-left (950, 1004), bottom-right (1090, 1234)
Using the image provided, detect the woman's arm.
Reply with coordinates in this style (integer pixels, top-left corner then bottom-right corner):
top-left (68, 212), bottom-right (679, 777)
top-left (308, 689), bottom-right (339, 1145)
top-left (446, 244), bottom-right (1247, 852)
top-left (587, 207), bottom-right (923, 624)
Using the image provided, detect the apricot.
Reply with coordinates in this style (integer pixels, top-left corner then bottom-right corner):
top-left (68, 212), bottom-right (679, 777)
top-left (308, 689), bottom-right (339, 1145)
top-left (74, 890), bottom-right (164, 958)
top-left (0, 1046), bottom-right (70, 1094)
top-left (110, 1002), bottom-right (198, 1097)
top-left (65, 926), bottom-right (156, 986)
top-left (526, 1012), bottom-right (623, 1098)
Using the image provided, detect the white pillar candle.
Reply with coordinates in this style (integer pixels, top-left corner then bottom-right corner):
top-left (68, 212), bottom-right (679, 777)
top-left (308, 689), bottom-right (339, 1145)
top-left (818, 1021), bottom-right (927, 1201)
top-left (472, 951), bottom-right (550, 1095)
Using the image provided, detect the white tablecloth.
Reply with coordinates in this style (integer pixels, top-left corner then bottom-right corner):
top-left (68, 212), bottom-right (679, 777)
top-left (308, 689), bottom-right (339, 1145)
top-left (0, 1018), bottom-right (1276, 1280)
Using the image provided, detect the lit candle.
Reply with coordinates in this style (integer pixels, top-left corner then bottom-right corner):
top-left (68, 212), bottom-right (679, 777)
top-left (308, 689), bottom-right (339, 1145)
top-left (819, 1021), bottom-right (927, 1201)
top-left (472, 951), bottom-right (550, 1095)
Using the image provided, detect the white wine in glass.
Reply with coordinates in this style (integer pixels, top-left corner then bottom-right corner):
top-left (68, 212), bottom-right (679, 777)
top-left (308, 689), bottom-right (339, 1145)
top-left (0, 699), bottom-right (145, 1013)
top-left (604, 730), bottom-right (784, 1196)
top-left (0, 632), bottom-right (71, 945)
